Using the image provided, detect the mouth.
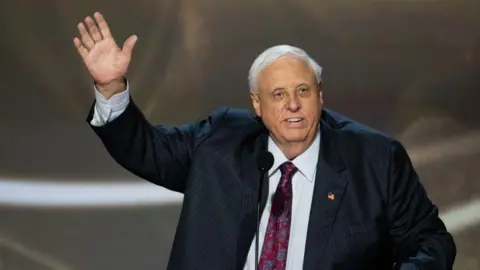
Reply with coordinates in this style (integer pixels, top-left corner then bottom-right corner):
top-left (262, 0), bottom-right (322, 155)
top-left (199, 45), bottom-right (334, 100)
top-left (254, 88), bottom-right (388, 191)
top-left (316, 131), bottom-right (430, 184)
top-left (285, 117), bottom-right (304, 124)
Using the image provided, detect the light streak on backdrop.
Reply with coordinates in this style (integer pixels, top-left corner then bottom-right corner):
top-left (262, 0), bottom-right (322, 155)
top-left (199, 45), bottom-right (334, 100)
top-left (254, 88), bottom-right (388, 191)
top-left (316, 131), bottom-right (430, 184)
top-left (1, 131), bottom-right (479, 207)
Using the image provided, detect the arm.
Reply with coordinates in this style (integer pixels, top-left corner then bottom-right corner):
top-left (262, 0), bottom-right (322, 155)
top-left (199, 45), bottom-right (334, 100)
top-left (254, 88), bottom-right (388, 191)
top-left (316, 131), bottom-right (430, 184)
top-left (87, 89), bottom-right (226, 193)
top-left (74, 12), bottom-right (225, 193)
top-left (388, 140), bottom-right (456, 270)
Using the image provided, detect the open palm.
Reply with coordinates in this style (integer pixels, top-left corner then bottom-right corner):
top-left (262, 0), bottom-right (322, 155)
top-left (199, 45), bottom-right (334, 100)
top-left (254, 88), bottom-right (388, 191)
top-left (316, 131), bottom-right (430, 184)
top-left (74, 12), bottom-right (137, 86)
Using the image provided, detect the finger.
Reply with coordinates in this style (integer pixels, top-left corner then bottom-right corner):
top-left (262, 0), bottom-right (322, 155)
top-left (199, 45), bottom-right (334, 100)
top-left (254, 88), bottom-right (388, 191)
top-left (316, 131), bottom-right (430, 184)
top-left (85, 16), bottom-right (102, 42)
top-left (77, 21), bottom-right (94, 50)
top-left (94, 12), bottom-right (112, 39)
top-left (122, 35), bottom-right (138, 59)
top-left (73, 37), bottom-right (88, 60)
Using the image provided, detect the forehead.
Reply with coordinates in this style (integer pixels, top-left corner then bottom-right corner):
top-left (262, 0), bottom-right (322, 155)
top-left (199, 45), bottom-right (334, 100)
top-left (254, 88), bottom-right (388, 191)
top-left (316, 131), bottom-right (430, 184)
top-left (257, 56), bottom-right (316, 89)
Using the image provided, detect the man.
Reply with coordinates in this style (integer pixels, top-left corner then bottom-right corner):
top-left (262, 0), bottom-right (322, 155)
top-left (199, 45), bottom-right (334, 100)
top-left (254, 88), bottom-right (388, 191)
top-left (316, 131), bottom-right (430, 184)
top-left (74, 12), bottom-right (456, 270)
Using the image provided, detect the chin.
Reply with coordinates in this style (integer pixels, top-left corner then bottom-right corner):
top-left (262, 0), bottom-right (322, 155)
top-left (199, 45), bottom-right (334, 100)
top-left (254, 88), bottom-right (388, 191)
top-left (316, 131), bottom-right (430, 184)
top-left (282, 133), bottom-right (309, 143)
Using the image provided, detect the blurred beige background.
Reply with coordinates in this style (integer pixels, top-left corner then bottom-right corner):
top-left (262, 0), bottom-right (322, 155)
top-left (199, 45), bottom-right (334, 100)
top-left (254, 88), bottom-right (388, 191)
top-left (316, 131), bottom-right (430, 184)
top-left (0, 0), bottom-right (479, 269)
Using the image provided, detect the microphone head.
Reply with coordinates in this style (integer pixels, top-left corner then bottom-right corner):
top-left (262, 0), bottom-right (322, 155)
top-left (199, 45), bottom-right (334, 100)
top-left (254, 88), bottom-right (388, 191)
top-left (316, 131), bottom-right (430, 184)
top-left (256, 151), bottom-right (274, 172)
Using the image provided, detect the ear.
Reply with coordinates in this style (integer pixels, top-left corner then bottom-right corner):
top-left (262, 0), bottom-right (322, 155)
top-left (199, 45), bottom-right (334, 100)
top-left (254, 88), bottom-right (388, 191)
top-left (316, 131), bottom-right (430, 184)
top-left (318, 81), bottom-right (324, 104)
top-left (249, 91), bottom-right (261, 117)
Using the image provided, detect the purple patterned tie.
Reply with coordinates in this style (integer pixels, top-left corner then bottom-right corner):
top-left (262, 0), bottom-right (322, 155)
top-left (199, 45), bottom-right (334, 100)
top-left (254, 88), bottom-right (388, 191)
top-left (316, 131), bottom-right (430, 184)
top-left (258, 162), bottom-right (297, 270)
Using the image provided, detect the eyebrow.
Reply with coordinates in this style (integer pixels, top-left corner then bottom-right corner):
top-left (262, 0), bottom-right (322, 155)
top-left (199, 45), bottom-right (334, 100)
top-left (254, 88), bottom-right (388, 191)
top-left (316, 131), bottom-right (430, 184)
top-left (272, 83), bottom-right (310, 91)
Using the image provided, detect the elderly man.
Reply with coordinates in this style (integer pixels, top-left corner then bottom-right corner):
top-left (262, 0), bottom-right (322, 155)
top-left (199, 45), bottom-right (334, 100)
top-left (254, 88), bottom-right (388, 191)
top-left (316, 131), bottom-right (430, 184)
top-left (74, 12), bottom-right (455, 270)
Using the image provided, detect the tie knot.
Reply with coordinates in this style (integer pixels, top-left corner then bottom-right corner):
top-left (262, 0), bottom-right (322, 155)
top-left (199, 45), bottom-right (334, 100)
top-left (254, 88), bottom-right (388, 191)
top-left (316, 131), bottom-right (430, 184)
top-left (279, 162), bottom-right (297, 178)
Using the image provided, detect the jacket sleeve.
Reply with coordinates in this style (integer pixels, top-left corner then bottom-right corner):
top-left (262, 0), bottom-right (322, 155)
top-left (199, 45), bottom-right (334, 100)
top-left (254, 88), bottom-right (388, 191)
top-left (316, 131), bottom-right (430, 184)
top-left (387, 140), bottom-right (456, 270)
top-left (86, 98), bottom-right (227, 193)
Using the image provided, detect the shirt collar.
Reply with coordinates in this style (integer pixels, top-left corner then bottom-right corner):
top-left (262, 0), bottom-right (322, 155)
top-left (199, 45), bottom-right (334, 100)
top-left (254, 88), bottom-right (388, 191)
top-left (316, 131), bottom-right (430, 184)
top-left (267, 129), bottom-right (321, 182)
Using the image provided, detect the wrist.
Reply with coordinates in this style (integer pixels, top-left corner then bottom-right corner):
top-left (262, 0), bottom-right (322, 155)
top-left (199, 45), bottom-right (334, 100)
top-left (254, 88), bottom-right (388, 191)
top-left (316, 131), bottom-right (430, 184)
top-left (95, 77), bottom-right (127, 99)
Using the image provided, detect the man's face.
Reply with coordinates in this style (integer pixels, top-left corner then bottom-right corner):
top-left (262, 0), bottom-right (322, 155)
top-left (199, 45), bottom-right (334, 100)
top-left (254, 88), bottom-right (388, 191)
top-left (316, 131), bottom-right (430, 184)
top-left (250, 56), bottom-right (323, 148)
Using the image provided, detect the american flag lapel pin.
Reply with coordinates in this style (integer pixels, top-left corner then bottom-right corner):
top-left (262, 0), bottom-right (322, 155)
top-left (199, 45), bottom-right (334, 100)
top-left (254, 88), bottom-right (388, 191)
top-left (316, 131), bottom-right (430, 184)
top-left (328, 192), bottom-right (335, 200)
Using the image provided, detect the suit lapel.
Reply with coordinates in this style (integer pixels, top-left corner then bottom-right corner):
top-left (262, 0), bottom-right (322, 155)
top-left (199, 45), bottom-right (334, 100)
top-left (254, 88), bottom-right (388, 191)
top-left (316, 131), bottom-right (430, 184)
top-left (303, 116), bottom-right (349, 269)
top-left (248, 117), bottom-right (270, 213)
top-left (235, 118), bottom-right (269, 270)
top-left (240, 118), bottom-right (270, 211)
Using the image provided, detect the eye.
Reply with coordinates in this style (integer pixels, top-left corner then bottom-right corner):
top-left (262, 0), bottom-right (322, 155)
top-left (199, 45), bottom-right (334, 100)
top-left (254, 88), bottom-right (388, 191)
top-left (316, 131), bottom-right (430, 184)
top-left (298, 87), bottom-right (309, 94)
top-left (272, 91), bottom-right (284, 99)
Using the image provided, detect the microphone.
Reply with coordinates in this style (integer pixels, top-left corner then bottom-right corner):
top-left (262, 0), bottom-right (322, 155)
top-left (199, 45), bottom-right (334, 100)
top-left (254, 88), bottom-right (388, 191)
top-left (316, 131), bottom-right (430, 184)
top-left (255, 151), bottom-right (274, 269)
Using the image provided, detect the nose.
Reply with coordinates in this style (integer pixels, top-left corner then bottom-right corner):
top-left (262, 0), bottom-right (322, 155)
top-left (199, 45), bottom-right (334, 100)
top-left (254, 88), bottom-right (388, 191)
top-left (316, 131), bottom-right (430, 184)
top-left (286, 95), bottom-right (301, 112)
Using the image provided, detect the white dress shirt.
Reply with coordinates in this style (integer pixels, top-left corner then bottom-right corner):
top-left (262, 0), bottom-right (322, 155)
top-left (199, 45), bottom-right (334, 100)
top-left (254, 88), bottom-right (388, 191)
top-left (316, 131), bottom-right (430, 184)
top-left (92, 86), bottom-right (320, 269)
top-left (243, 129), bottom-right (320, 270)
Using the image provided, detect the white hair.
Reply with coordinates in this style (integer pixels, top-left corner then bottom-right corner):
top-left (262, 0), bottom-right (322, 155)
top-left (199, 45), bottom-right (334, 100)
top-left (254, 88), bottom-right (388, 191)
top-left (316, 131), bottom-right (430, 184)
top-left (248, 45), bottom-right (323, 92)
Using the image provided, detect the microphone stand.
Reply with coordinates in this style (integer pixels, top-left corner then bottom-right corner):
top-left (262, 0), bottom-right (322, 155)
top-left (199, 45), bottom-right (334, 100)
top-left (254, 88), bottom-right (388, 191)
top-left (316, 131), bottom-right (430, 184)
top-left (255, 169), bottom-right (267, 270)
top-left (254, 151), bottom-right (273, 269)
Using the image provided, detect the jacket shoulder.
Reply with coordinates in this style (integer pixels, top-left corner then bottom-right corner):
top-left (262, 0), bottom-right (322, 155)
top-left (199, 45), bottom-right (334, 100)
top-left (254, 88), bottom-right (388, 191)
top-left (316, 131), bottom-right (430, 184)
top-left (210, 106), bottom-right (259, 128)
top-left (323, 108), bottom-right (397, 147)
top-left (193, 106), bottom-right (261, 143)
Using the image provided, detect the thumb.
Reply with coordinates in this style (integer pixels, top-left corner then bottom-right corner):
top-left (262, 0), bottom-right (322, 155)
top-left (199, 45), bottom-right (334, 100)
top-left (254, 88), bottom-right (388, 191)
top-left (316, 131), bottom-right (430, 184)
top-left (122, 35), bottom-right (138, 59)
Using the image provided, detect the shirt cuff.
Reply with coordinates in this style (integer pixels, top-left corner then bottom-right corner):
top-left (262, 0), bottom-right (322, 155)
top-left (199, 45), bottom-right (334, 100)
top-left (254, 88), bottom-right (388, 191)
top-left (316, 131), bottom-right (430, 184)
top-left (90, 80), bottom-right (130, 126)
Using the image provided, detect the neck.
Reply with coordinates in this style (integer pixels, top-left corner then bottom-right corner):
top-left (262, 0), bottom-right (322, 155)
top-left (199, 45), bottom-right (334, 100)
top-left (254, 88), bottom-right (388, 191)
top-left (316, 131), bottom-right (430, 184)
top-left (274, 137), bottom-right (316, 160)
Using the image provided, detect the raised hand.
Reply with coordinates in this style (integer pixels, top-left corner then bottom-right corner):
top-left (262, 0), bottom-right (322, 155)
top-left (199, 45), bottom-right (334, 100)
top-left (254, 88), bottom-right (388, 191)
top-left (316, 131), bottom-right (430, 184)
top-left (74, 12), bottom-right (137, 98)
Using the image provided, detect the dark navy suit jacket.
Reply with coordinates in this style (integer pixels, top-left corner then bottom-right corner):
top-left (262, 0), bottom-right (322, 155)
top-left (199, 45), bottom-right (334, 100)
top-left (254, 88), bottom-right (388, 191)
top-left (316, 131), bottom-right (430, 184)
top-left (88, 100), bottom-right (456, 270)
